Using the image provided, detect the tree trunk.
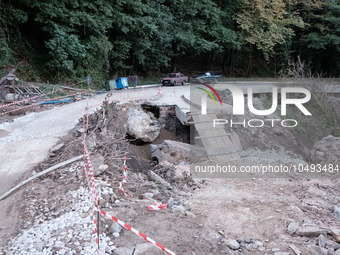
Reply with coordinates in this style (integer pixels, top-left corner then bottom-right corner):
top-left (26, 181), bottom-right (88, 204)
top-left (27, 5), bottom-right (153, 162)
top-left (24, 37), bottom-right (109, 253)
top-left (171, 56), bottom-right (177, 72)
top-left (222, 53), bottom-right (227, 75)
top-left (229, 48), bottom-right (234, 77)
top-left (0, 62), bottom-right (21, 85)
top-left (274, 54), bottom-right (277, 78)
top-left (246, 43), bottom-right (252, 78)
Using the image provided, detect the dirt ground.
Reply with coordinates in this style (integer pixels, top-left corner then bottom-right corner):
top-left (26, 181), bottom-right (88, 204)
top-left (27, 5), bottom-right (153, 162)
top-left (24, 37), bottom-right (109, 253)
top-left (0, 84), bottom-right (339, 255)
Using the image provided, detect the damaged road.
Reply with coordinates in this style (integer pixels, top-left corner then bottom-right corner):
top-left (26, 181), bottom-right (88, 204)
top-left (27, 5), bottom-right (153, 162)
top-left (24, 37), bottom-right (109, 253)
top-left (0, 84), bottom-right (339, 255)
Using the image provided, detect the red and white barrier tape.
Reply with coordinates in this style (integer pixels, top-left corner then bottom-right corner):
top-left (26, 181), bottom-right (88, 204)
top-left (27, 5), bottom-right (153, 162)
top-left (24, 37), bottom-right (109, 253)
top-left (82, 117), bottom-right (100, 254)
top-left (82, 162), bottom-right (99, 255)
top-left (147, 201), bottom-right (168, 211)
top-left (117, 154), bottom-right (167, 210)
top-left (119, 154), bottom-right (131, 198)
top-left (0, 87), bottom-right (68, 114)
top-left (98, 209), bottom-right (177, 255)
top-left (81, 87), bottom-right (174, 253)
top-left (0, 92), bottom-right (81, 116)
top-left (0, 95), bottom-right (41, 109)
top-left (83, 145), bottom-right (100, 209)
top-left (0, 87), bottom-right (65, 110)
top-left (0, 99), bottom-right (45, 116)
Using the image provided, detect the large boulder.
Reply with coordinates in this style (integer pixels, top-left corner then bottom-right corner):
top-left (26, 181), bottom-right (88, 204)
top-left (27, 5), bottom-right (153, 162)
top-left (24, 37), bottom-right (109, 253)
top-left (4, 93), bottom-right (18, 103)
top-left (309, 135), bottom-right (340, 164)
top-left (127, 108), bottom-right (160, 142)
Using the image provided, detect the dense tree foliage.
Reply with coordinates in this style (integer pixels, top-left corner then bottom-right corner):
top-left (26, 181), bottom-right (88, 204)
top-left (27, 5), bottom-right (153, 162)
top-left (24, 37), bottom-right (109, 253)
top-left (0, 0), bottom-right (339, 82)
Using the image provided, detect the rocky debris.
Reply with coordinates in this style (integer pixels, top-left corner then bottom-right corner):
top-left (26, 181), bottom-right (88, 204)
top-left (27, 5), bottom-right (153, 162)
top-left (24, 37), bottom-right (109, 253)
top-left (110, 222), bottom-right (122, 239)
top-left (319, 234), bottom-right (327, 248)
top-left (307, 245), bottom-right (328, 255)
top-left (133, 243), bottom-right (160, 255)
top-left (87, 155), bottom-right (107, 176)
top-left (296, 225), bottom-right (326, 237)
top-left (289, 244), bottom-right (302, 255)
top-left (335, 206), bottom-right (340, 220)
top-left (3, 186), bottom-right (116, 255)
top-left (167, 197), bottom-right (174, 208)
top-left (171, 205), bottom-right (186, 214)
top-left (287, 221), bottom-right (299, 234)
top-left (331, 229), bottom-right (340, 242)
top-left (113, 243), bottom-right (160, 255)
top-left (3, 96), bottom-right (339, 255)
top-left (50, 143), bottom-right (65, 153)
top-left (150, 140), bottom-right (206, 166)
top-left (96, 164), bottom-right (109, 176)
top-left (147, 170), bottom-right (173, 190)
top-left (150, 140), bottom-right (191, 164)
top-left (150, 161), bottom-right (203, 192)
top-left (4, 93), bottom-right (18, 103)
top-left (157, 161), bottom-right (190, 180)
top-left (143, 192), bottom-right (154, 199)
top-left (127, 108), bottom-right (160, 142)
top-left (225, 239), bottom-right (240, 250)
top-left (327, 240), bottom-right (340, 250)
top-left (286, 220), bottom-right (340, 255)
top-left (309, 135), bottom-right (340, 164)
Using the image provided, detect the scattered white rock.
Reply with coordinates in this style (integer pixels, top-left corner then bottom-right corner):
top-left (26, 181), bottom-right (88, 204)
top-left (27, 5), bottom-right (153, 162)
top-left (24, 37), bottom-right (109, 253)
top-left (334, 206), bottom-right (340, 220)
top-left (110, 222), bottom-right (122, 234)
top-left (171, 205), bottom-right (186, 214)
top-left (318, 234), bottom-right (327, 248)
top-left (4, 187), bottom-right (114, 255)
top-left (287, 221), bottom-right (299, 234)
top-left (296, 226), bottom-right (325, 237)
top-left (307, 245), bottom-right (327, 255)
top-left (226, 239), bottom-right (240, 250)
top-left (50, 143), bottom-right (64, 153)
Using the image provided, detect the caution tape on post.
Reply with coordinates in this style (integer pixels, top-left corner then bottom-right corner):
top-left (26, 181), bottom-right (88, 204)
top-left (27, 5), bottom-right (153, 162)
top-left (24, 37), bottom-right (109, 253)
top-left (119, 154), bottom-right (131, 198)
top-left (81, 86), bottom-right (174, 254)
top-left (98, 209), bottom-right (177, 255)
top-left (82, 113), bottom-right (100, 254)
top-left (83, 145), bottom-right (100, 209)
top-left (82, 162), bottom-right (99, 255)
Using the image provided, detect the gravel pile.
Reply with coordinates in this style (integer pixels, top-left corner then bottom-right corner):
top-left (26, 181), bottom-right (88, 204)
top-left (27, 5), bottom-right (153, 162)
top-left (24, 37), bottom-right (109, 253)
top-left (1, 186), bottom-right (116, 255)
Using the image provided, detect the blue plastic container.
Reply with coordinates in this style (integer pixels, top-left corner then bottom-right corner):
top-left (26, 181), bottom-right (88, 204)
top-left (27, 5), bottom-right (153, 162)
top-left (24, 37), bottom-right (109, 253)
top-left (116, 77), bottom-right (129, 89)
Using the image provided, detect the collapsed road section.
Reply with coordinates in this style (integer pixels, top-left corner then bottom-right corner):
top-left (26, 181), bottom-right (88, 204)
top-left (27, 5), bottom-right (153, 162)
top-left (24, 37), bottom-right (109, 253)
top-left (0, 83), bottom-right (340, 255)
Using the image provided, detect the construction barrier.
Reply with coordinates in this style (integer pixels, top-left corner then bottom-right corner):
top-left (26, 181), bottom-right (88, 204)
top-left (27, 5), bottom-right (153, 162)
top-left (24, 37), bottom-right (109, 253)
top-left (81, 86), bottom-right (176, 254)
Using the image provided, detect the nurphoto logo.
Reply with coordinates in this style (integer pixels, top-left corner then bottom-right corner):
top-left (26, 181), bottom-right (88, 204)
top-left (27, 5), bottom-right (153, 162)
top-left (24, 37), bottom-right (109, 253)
top-left (198, 84), bottom-right (312, 128)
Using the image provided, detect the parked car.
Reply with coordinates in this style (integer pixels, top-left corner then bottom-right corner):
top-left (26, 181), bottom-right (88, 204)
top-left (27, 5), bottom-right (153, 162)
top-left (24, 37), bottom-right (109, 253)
top-left (161, 73), bottom-right (188, 86)
top-left (191, 71), bottom-right (222, 84)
